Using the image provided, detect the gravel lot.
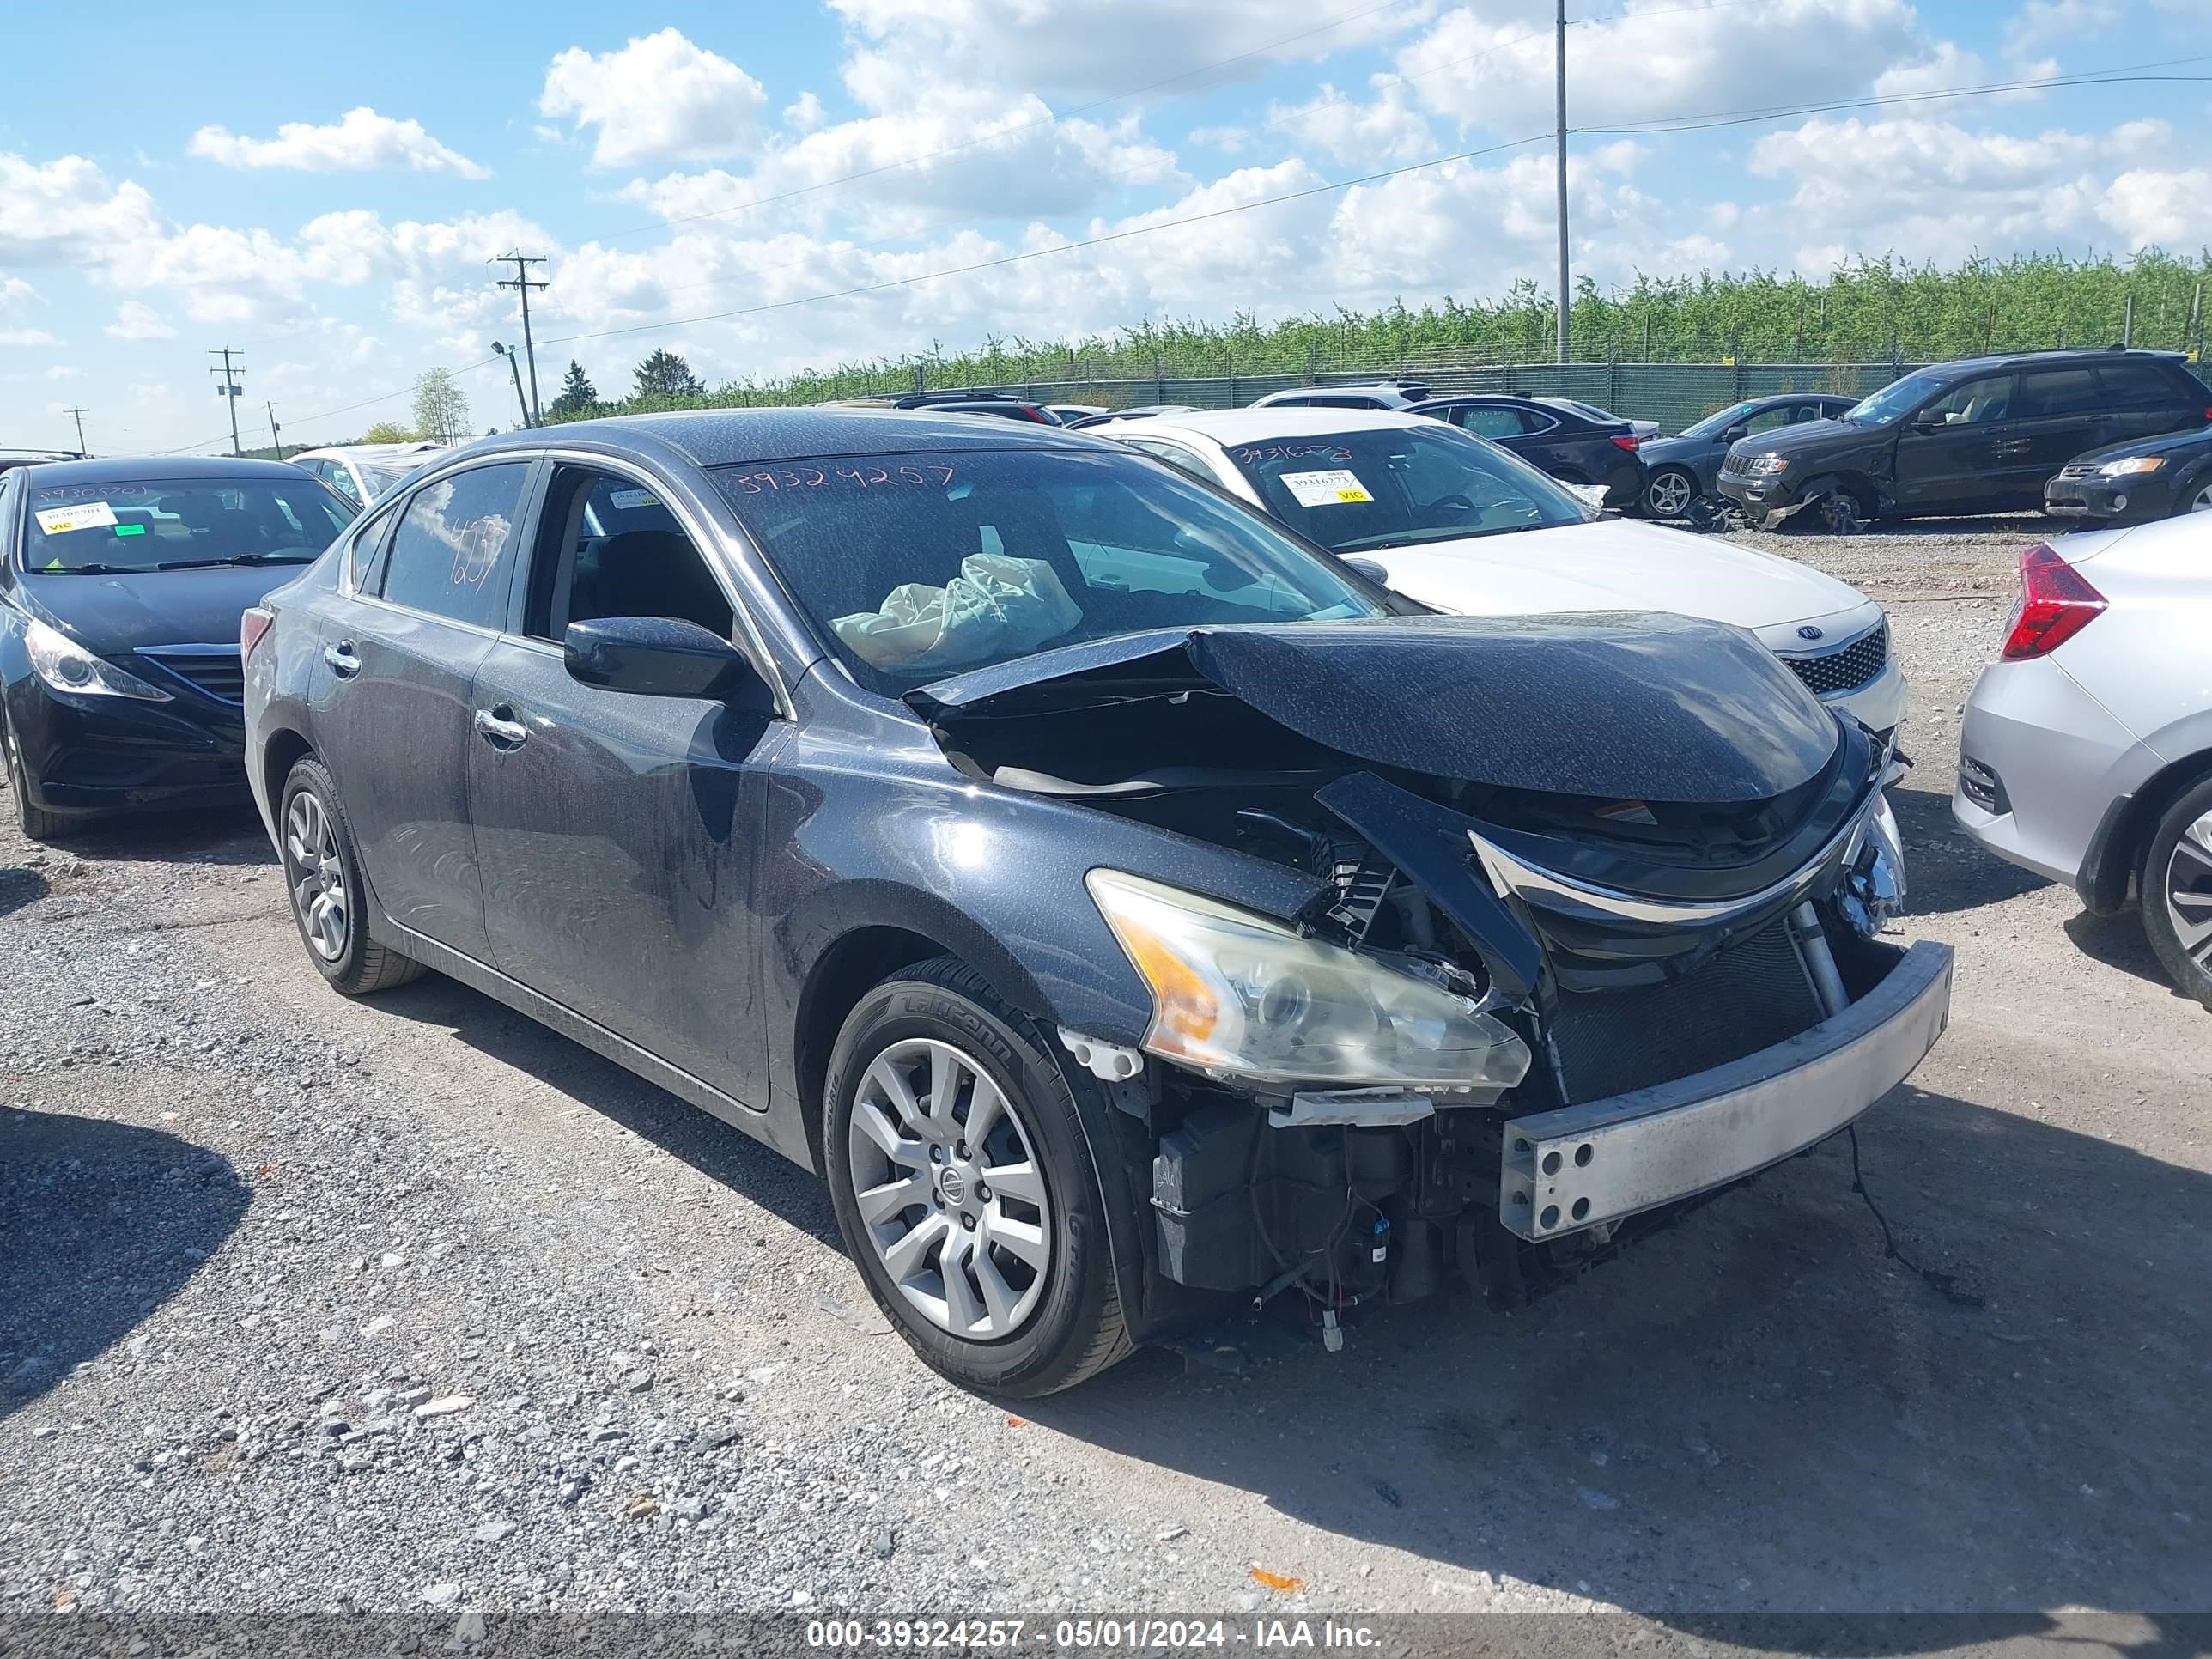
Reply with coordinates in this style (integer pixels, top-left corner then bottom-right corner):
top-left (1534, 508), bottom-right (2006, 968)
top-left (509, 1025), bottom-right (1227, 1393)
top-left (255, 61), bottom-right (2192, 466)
top-left (3, 513), bottom-right (2208, 1647)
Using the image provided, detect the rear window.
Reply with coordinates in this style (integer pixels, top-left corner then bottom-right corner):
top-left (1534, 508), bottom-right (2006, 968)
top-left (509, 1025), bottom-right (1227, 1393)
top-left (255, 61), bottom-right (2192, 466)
top-left (21, 477), bottom-right (354, 574)
top-left (2097, 362), bottom-right (2190, 410)
top-left (709, 447), bottom-right (1382, 694)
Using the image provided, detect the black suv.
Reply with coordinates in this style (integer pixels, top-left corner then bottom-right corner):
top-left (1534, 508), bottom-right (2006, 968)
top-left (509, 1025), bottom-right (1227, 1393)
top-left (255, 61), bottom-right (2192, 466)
top-left (1717, 349), bottom-right (2212, 528)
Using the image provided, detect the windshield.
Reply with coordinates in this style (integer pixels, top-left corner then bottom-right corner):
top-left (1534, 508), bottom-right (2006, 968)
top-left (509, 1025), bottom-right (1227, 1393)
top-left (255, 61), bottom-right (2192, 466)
top-left (1222, 423), bottom-right (1586, 553)
top-left (1681, 402), bottom-right (1758, 441)
top-left (356, 462), bottom-right (419, 497)
top-left (22, 477), bottom-right (355, 573)
top-left (1844, 370), bottom-right (1948, 426)
top-left (710, 448), bottom-right (1385, 695)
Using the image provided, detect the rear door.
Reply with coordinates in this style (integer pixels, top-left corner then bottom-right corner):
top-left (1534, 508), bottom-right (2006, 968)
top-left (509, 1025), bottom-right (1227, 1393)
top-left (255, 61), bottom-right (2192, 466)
top-left (466, 459), bottom-right (784, 1106)
top-left (1892, 373), bottom-right (2018, 514)
top-left (313, 458), bottom-right (539, 959)
top-left (2009, 366), bottom-right (2109, 500)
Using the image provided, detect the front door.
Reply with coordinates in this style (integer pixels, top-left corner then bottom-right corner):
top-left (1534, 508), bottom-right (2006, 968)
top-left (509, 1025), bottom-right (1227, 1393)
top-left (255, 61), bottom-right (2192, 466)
top-left (314, 459), bottom-right (538, 960)
top-left (467, 463), bottom-right (783, 1106)
top-left (1893, 373), bottom-right (2018, 514)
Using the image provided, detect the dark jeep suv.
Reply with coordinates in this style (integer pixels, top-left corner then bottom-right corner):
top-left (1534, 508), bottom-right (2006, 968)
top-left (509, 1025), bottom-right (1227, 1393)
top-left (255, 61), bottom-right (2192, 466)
top-left (1717, 349), bottom-right (2212, 529)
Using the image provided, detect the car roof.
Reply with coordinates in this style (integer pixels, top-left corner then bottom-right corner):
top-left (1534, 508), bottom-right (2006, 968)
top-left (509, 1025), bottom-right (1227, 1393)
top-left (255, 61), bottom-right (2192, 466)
top-left (1093, 408), bottom-right (1430, 446)
top-left (14, 454), bottom-right (324, 489)
top-left (428, 407), bottom-right (1117, 471)
top-left (1922, 347), bottom-right (2189, 380)
top-left (293, 443), bottom-right (443, 461)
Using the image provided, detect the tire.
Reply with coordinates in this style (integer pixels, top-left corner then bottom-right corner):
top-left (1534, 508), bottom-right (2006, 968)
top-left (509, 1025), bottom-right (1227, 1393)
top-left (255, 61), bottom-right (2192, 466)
top-left (1810, 487), bottom-right (1871, 536)
top-left (823, 956), bottom-right (1131, 1397)
top-left (2176, 471), bottom-right (2212, 517)
top-left (1, 712), bottom-right (71, 842)
top-left (277, 756), bottom-right (424, 995)
top-left (2140, 775), bottom-right (2212, 1012)
top-left (1644, 468), bottom-right (1698, 519)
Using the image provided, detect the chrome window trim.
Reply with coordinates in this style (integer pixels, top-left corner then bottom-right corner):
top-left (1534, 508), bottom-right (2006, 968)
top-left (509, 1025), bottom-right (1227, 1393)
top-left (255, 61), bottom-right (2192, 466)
top-left (1468, 786), bottom-right (1883, 928)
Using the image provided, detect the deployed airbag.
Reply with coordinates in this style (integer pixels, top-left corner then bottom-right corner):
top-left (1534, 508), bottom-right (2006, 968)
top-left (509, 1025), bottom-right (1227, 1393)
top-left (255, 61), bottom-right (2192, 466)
top-left (909, 613), bottom-right (1842, 804)
top-left (834, 554), bottom-right (1081, 673)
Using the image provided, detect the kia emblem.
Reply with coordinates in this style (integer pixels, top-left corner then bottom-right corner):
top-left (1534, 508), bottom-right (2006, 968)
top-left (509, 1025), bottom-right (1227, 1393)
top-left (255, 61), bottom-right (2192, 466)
top-left (1796, 625), bottom-right (1825, 641)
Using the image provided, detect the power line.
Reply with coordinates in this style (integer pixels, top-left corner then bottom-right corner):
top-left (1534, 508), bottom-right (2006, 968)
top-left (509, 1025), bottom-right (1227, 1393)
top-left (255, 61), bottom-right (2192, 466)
top-left (493, 252), bottom-right (550, 423)
top-left (208, 349), bottom-right (246, 458)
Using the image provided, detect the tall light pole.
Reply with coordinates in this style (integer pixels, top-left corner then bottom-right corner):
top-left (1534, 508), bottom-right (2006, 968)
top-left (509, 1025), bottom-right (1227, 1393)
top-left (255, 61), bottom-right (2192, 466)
top-left (209, 348), bottom-right (245, 456)
top-left (64, 407), bottom-right (89, 457)
top-left (1555, 0), bottom-right (1571, 365)
top-left (492, 343), bottom-right (532, 428)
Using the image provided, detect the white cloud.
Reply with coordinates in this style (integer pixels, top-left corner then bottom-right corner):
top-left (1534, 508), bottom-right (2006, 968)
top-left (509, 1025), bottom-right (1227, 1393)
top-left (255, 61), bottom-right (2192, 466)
top-left (1393, 0), bottom-right (1921, 136)
top-left (785, 93), bottom-right (828, 134)
top-left (187, 108), bottom-right (489, 179)
top-left (0, 328), bottom-right (58, 347)
top-left (2098, 167), bottom-right (2212, 249)
top-left (539, 29), bottom-right (769, 169)
top-left (0, 153), bottom-right (164, 270)
top-left (0, 275), bottom-right (36, 312)
top-left (1268, 79), bottom-right (1435, 165)
top-left (104, 300), bottom-right (175, 339)
top-left (2003, 0), bottom-right (2119, 68)
top-left (1873, 42), bottom-right (1986, 100)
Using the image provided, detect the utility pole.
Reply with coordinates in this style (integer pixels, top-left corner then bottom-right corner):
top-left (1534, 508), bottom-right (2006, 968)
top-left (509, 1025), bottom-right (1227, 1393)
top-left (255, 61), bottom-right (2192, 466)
top-left (266, 402), bottom-right (286, 461)
top-left (1554, 0), bottom-right (1571, 365)
top-left (492, 343), bottom-right (532, 429)
top-left (209, 348), bottom-right (246, 457)
top-left (492, 252), bottom-right (549, 425)
top-left (63, 407), bottom-right (89, 457)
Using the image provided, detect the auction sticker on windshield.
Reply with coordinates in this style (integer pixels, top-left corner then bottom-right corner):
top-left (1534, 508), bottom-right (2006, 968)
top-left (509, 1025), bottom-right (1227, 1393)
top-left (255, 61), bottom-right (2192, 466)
top-left (34, 501), bottom-right (118, 535)
top-left (1279, 469), bottom-right (1373, 507)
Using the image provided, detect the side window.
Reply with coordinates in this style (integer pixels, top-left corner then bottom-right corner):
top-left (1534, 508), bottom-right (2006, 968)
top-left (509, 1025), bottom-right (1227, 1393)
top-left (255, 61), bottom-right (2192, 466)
top-left (1745, 405), bottom-right (1799, 434)
top-left (2015, 368), bottom-right (2100, 418)
top-left (2098, 362), bottom-right (2185, 411)
top-left (525, 467), bottom-right (733, 643)
top-left (344, 506), bottom-right (398, 590)
top-left (378, 463), bottom-right (532, 628)
top-left (324, 462), bottom-right (363, 506)
top-left (1453, 405), bottom-right (1527, 439)
top-left (1918, 375), bottom-right (2014, 426)
top-left (1127, 440), bottom-right (1224, 488)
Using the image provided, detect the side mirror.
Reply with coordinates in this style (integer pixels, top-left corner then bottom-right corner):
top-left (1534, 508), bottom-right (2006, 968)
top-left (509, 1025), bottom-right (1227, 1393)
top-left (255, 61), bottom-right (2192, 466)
top-left (1906, 416), bottom-right (1944, 435)
top-left (564, 616), bottom-right (766, 704)
top-left (1722, 425), bottom-right (1748, 443)
top-left (1340, 556), bottom-right (1392, 586)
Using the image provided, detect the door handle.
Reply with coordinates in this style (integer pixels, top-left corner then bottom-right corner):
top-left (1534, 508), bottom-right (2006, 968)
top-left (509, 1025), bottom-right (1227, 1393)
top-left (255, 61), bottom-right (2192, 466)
top-left (474, 706), bottom-right (529, 748)
top-left (323, 640), bottom-right (361, 678)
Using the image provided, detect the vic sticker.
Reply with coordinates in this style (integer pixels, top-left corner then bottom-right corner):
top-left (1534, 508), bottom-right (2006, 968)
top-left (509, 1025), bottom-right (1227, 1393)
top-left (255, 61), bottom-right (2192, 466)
top-left (607, 487), bottom-right (659, 510)
top-left (1279, 469), bottom-right (1373, 507)
top-left (35, 501), bottom-right (118, 535)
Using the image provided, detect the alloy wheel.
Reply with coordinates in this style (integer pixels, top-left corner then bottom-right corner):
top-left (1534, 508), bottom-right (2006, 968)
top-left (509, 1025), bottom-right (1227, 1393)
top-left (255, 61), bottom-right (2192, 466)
top-left (285, 789), bottom-right (349, 962)
top-left (844, 1036), bottom-right (1053, 1340)
top-left (2189, 481), bottom-right (2212, 514)
top-left (2163, 810), bottom-right (2212, 970)
top-left (1647, 471), bottom-right (1694, 517)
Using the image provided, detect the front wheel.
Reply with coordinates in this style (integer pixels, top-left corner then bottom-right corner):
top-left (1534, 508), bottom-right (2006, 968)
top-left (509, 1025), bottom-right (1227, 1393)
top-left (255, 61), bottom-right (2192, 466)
top-left (2177, 472), bottom-right (2212, 517)
top-left (278, 757), bottom-right (425, 995)
top-left (2140, 775), bottom-right (2212, 1011)
top-left (823, 957), bottom-right (1130, 1396)
top-left (1644, 468), bottom-right (1698, 519)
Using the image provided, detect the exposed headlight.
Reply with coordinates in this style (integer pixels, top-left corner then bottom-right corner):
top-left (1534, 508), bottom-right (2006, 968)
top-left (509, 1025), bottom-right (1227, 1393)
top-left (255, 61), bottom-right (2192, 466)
top-left (1838, 793), bottom-right (1907, 939)
top-left (23, 618), bottom-right (171, 702)
top-left (1085, 869), bottom-right (1532, 1089)
top-left (1743, 454), bottom-right (1790, 476)
top-left (2096, 456), bottom-right (2166, 477)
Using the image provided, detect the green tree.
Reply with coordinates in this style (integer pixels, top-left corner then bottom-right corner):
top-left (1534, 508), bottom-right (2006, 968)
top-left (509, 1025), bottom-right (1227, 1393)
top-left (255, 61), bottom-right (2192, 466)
top-left (410, 368), bottom-right (471, 446)
top-left (632, 348), bottom-right (704, 401)
top-left (546, 360), bottom-right (599, 422)
top-left (361, 419), bottom-right (416, 444)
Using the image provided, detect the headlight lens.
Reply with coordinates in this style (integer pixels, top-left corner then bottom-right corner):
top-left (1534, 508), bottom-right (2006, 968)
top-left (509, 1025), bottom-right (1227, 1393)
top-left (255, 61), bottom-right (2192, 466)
top-left (2097, 456), bottom-right (2166, 477)
top-left (1086, 869), bottom-right (1532, 1089)
top-left (23, 618), bottom-right (170, 701)
top-left (1743, 454), bottom-right (1790, 476)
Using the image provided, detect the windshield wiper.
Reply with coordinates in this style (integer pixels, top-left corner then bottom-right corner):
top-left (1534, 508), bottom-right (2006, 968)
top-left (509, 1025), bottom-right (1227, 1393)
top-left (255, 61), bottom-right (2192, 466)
top-left (155, 553), bottom-right (317, 571)
top-left (34, 562), bottom-right (143, 575)
top-left (1329, 522), bottom-right (1549, 551)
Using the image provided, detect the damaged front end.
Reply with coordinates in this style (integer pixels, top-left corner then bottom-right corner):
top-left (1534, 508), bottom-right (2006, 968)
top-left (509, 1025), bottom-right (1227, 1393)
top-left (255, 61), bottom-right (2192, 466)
top-left (909, 613), bottom-right (1951, 1319)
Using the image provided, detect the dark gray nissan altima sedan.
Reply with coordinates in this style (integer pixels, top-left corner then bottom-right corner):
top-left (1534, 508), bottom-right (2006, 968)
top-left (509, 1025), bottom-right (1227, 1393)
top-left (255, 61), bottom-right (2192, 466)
top-left (242, 408), bottom-right (1951, 1395)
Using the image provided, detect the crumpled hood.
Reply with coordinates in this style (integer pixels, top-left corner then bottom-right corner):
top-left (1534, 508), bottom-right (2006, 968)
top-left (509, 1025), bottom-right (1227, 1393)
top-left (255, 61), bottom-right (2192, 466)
top-left (908, 612), bottom-right (1842, 804)
top-left (1356, 517), bottom-right (1874, 632)
top-left (20, 564), bottom-right (296, 653)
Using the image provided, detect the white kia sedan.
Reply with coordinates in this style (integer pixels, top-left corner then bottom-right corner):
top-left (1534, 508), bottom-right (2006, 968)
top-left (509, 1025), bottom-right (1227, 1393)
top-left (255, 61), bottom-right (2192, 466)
top-left (1095, 409), bottom-right (1906, 741)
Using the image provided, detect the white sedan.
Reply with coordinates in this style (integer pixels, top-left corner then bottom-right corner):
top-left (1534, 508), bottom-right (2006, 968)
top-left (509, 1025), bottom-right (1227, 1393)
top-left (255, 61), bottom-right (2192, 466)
top-left (1094, 408), bottom-right (1906, 740)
